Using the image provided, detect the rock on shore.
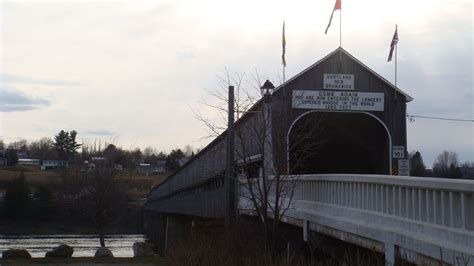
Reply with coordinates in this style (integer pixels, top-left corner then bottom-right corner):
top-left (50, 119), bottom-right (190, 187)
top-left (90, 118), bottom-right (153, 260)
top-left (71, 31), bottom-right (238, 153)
top-left (94, 247), bottom-right (114, 258)
top-left (2, 249), bottom-right (32, 259)
top-left (45, 244), bottom-right (74, 258)
top-left (132, 242), bottom-right (154, 257)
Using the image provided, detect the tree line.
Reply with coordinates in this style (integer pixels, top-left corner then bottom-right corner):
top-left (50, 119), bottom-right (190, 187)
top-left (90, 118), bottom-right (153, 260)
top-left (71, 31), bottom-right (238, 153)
top-left (409, 150), bottom-right (473, 179)
top-left (1, 132), bottom-right (472, 179)
top-left (0, 130), bottom-right (198, 173)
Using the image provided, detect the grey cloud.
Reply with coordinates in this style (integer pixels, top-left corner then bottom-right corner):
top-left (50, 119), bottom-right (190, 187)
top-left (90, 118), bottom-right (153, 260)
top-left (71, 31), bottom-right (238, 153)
top-left (0, 87), bottom-right (51, 112)
top-left (0, 73), bottom-right (84, 86)
top-left (84, 130), bottom-right (116, 136)
top-left (176, 51), bottom-right (196, 61)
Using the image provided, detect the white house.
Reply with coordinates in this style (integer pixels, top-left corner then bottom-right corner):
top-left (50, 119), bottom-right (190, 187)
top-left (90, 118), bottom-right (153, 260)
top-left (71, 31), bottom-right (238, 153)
top-left (41, 160), bottom-right (68, 170)
top-left (18, 159), bottom-right (40, 166)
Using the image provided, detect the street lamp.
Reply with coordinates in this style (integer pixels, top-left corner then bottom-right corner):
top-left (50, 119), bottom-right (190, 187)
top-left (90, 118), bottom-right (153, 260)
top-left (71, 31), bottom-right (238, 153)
top-left (259, 81), bottom-right (275, 212)
top-left (260, 80), bottom-right (275, 97)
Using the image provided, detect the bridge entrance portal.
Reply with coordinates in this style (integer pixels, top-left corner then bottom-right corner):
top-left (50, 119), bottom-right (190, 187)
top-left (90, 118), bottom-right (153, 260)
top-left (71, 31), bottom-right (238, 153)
top-left (288, 112), bottom-right (390, 175)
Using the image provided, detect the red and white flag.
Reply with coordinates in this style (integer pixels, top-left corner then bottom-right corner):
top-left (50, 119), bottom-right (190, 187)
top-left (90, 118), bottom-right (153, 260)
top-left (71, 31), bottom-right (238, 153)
top-left (325, 0), bottom-right (341, 34)
top-left (387, 25), bottom-right (398, 62)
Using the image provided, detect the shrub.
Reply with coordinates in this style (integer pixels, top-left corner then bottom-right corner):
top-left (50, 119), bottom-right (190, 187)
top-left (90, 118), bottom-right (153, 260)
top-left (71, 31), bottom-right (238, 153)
top-left (4, 172), bottom-right (31, 218)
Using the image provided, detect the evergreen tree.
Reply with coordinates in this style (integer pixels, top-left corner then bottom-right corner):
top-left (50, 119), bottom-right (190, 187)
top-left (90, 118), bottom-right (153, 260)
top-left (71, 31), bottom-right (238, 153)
top-left (449, 163), bottom-right (463, 179)
top-left (54, 130), bottom-right (70, 160)
top-left (409, 151), bottom-right (426, 177)
top-left (54, 130), bottom-right (82, 161)
top-left (67, 130), bottom-right (82, 155)
top-left (166, 149), bottom-right (185, 172)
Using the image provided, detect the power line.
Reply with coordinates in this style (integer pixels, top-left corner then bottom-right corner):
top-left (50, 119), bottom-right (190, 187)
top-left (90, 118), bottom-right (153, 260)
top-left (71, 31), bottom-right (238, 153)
top-left (407, 114), bottom-right (473, 123)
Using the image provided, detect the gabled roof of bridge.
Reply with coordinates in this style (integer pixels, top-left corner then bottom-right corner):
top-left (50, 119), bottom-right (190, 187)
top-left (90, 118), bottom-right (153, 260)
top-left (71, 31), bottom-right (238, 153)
top-left (274, 47), bottom-right (413, 102)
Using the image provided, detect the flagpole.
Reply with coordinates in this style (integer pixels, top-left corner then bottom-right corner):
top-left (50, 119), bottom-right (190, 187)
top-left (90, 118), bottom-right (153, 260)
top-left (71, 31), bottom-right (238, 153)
top-left (395, 44), bottom-right (397, 87)
top-left (339, 3), bottom-right (342, 47)
top-left (282, 20), bottom-right (286, 95)
top-left (283, 65), bottom-right (286, 95)
top-left (395, 25), bottom-right (398, 87)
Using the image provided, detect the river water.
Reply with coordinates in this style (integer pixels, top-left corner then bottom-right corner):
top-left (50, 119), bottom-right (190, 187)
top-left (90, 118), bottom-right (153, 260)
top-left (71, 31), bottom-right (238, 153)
top-left (0, 234), bottom-right (146, 258)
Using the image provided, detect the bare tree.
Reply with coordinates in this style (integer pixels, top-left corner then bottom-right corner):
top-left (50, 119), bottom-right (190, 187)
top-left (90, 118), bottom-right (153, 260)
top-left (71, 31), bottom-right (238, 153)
top-left (28, 137), bottom-right (55, 161)
top-left (193, 70), bottom-right (260, 138)
top-left (183, 145), bottom-right (194, 157)
top-left (195, 70), bottom-right (325, 251)
top-left (8, 139), bottom-right (28, 150)
top-left (433, 151), bottom-right (462, 178)
top-left (81, 164), bottom-right (127, 247)
top-left (0, 139), bottom-right (5, 151)
top-left (143, 146), bottom-right (156, 158)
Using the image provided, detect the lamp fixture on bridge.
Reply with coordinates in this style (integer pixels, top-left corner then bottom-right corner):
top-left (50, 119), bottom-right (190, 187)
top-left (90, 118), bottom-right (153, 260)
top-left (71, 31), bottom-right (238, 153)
top-left (260, 80), bottom-right (275, 97)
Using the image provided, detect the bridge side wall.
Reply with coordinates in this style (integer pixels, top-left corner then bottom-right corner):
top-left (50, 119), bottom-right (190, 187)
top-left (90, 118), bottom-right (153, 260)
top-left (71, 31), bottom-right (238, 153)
top-left (146, 105), bottom-right (264, 216)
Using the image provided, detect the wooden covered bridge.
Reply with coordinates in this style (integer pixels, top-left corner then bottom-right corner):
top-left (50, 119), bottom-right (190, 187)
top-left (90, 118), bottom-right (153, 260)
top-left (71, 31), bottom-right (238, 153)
top-left (144, 47), bottom-right (474, 265)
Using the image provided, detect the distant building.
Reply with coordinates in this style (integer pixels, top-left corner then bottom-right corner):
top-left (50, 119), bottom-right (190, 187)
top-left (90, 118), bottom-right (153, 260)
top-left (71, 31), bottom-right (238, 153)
top-left (80, 160), bottom-right (95, 171)
top-left (0, 157), bottom-right (7, 166)
top-left (91, 157), bottom-right (109, 167)
top-left (18, 159), bottom-right (40, 166)
top-left (155, 160), bottom-right (166, 174)
top-left (17, 150), bottom-right (28, 159)
top-left (137, 163), bottom-right (165, 175)
top-left (132, 158), bottom-right (145, 166)
top-left (41, 160), bottom-right (68, 170)
top-left (92, 157), bottom-right (107, 162)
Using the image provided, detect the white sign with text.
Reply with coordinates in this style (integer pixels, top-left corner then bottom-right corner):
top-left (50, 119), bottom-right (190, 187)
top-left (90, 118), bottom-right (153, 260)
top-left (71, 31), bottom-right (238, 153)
top-left (393, 146), bottom-right (405, 159)
top-left (398, 159), bottom-right (410, 176)
top-left (324, 74), bottom-right (354, 90)
top-left (292, 90), bottom-right (384, 111)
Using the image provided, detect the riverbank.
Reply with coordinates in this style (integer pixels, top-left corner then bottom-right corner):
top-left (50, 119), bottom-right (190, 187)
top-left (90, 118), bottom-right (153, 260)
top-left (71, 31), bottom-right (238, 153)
top-left (0, 257), bottom-right (161, 265)
top-left (0, 234), bottom-right (146, 258)
top-left (0, 218), bottom-right (100, 236)
top-left (0, 166), bottom-right (151, 236)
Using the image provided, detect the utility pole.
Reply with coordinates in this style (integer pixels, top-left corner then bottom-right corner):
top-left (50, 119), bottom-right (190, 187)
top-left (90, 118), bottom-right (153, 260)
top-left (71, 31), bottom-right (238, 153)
top-left (225, 86), bottom-right (235, 226)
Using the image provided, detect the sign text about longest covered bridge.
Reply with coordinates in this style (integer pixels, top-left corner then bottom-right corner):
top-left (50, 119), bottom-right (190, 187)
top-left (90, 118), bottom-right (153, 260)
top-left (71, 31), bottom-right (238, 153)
top-left (292, 90), bottom-right (385, 111)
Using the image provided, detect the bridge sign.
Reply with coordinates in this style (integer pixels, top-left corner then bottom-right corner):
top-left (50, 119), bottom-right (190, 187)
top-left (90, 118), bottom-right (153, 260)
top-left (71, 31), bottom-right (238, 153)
top-left (292, 90), bottom-right (384, 111)
top-left (393, 146), bottom-right (405, 159)
top-left (398, 159), bottom-right (410, 176)
top-left (323, 74), bottom-right (354, 90)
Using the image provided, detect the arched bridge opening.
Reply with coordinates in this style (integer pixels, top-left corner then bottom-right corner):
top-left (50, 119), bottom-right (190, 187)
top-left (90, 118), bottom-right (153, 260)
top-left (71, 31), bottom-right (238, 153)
top-left (288, 112), bottom-right (390, 175)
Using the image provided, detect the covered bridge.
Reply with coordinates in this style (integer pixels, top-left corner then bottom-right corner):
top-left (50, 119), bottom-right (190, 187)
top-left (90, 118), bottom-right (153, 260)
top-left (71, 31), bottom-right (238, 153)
top-left (143, 48), bottom-right (473, 264)
top-left (145, 47), bottom-right (412, 217)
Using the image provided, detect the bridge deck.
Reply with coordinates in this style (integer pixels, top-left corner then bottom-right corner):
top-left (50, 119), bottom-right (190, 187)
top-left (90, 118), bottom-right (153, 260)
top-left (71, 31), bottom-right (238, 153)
top-left (239, 174), bottom-right (474, 265)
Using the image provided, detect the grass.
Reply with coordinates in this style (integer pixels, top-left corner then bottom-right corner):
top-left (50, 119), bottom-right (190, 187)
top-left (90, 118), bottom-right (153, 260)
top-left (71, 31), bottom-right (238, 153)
top-left (0, 166), bottom-right (168, 195)
top-left (163, 218), bottom-right (408, 266)
top-left (0, 167), bottom-right (62, 186)
top-left (117, 173), bottom-right (167, 197)
top-left (0, 256), bottom-right (163, 265)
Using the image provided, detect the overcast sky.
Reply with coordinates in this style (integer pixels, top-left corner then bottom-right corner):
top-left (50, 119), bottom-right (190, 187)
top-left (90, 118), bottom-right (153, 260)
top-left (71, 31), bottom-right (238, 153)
top-left (0, 0), bottom-right (472, 166)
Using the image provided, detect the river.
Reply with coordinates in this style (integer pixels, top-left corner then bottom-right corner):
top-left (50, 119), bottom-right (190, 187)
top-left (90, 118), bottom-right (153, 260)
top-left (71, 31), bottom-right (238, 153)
top-left (0, 234), bottom-right (146, 257)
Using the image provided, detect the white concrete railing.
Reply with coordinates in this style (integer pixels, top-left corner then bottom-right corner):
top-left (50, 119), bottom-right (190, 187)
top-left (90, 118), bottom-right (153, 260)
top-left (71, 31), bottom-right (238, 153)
top-left (289, 174), bottom-right (474, 231)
